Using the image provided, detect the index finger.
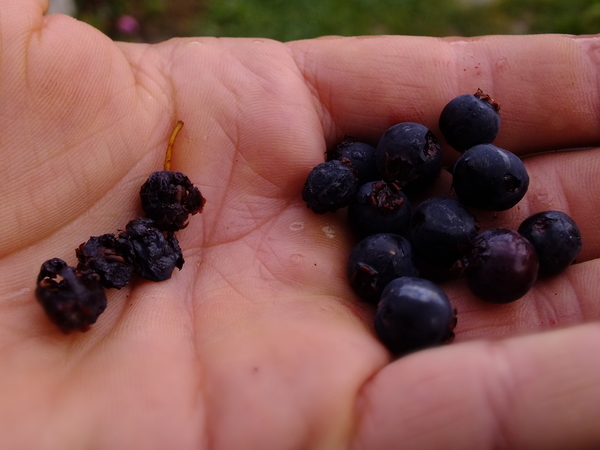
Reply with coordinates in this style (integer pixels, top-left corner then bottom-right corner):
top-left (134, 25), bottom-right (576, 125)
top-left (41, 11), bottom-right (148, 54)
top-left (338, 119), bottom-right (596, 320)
top-left (288, 34), bottom-right (600, 155)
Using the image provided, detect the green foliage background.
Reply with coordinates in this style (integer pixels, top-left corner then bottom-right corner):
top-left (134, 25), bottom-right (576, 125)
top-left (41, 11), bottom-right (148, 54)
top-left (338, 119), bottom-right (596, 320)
top-left (74, 0), bottom-right (600, 43)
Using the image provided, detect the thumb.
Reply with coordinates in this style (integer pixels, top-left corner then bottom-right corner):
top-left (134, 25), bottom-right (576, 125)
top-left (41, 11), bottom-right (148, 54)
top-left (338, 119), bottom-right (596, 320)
top-left (352, 323), bottom-right (600, 450)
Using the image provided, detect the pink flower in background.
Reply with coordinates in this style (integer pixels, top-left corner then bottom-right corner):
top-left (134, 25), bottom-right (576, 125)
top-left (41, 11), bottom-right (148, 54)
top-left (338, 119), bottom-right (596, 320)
top-left (117, 15), bottom-right (140, 35)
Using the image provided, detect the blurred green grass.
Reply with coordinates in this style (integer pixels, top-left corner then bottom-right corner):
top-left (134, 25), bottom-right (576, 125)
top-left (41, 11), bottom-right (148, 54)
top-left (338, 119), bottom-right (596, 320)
top-left (74, 0), bottom-right (600, 43)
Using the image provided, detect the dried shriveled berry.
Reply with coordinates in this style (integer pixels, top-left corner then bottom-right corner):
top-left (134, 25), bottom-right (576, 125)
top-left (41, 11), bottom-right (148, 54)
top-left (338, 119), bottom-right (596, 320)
top-left (140, 170), bottom-right (205, 231)
top-left (76, 234), bottom-right (135, 289)
top-left (35, 258), bottom-right (107, 333)
top-left (123, 217), bottom-right (184, 282)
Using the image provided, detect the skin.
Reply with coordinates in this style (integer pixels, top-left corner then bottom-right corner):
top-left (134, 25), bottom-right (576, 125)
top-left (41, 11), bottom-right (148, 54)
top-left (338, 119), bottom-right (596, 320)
top-left (1, 1), bottom-right (600, 448)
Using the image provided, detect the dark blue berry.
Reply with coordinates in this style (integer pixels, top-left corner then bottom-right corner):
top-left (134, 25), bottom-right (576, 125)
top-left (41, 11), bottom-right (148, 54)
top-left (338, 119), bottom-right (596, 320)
top-left (302, 160), bottom-right (358, 214)
top-left (374, 277), bottom-right (456, 357)
top-left (347, 233), bottom-right (418, 305)
top-left (518, 210), bottom-right (582, 276)
top-left (123, 217), bottom-right (184, 282)
top-left (457, 228), bottom-right (538, 303)
top-left (348, 181), bottom-right (412, 238)
top-left (326, 139), bottom-right (379, 184)
top-left (35, 258), bottom-right (108, 333)
top-left (140, 170), bottom-right (205, 231)
top-left (439, 89), bottom-right (501, 153)
top-left (410, 197), bottom-right (479, 269)
top-left (452, 144), bottom-right (529, 211)
top-left (375, 122), bottom-right (442, 193)
top-left (76, 234), bottom-right (135, 289)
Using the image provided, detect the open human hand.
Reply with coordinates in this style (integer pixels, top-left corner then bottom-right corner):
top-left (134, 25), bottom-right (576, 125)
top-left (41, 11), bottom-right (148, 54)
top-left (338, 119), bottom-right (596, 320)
top-left (1, 1), bottom-right (599, 448)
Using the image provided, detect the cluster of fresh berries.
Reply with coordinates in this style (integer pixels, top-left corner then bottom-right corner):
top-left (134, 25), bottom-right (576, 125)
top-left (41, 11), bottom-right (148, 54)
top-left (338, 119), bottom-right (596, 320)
top-left (35, 123), bottom-right (205, 333)
top-left (302, 90), bottom-right (582, 358)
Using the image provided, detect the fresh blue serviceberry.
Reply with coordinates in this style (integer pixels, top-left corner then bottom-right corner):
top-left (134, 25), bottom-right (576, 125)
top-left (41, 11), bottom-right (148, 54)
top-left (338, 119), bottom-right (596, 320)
top-left (456, 228), bottom-right (539, 303)
top-left (452, 144), bottom-right (529, 211)
top-left (326, 139), bottom-right (379, 184)
top-left (123, 217), bottom-right (184, 282)
top-left (439, 89), bottom-right (501, 153)
top-left (140, 170), bottom-right (205, 231)
top-left (518, 210), bottom-right (582, 276)
top-left (302, 160), bottom-right (358, 214)
top-left (347, 233), bottom-right (418, 305)
top-left (374, 277), bottom-right (457, 357)
top-left (76, 233), bottom-right (135, 289)
top-left (409, 197), bottom-right (479, 269)
top-left (35, 258), bottom-right (108, 333)
top-left (375, 122), bottom-right (442, 193)
top-left (348, 181), bottom-right (412, 238)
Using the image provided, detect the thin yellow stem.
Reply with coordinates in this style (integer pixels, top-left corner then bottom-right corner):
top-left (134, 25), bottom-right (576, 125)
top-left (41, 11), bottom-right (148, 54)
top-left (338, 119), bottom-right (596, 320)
top-left (164, 120), bottom-right (184, 171)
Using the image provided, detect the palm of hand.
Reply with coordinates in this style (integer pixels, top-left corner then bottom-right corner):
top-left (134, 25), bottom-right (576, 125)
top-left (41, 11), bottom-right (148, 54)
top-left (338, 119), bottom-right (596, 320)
top-left (1, 3), bottom-right (600, 449)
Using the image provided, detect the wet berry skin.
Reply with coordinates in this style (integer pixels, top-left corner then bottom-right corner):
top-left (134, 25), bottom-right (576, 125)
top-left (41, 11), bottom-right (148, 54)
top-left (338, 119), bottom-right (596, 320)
top-left (452, 144), bottom-right (529, 211)
top-left (326, 139), bottom-right (379, 184)
top-left (439, 90), bottom-right (500, 153)
top-left (140, 170), bottom-right (205, 231)
top-left (375, 122), bottom-right (442, 193)
top-left (35, 258), bottom-right (108, 333)
top-left (458, 228), bottom-right (539, 303)
top-left (76, 234), bottom-right (135, 289)
top-left (410, 197), bottom-right (479, 269)
top-left (518, 210), bottom-right (582, 276)
top-left (302, 160), bottom-right (358, 214)
top-left (374, 277), bottom-right (456, 357)
top-left (347, 233), bottom-right (418, 305)
top-left (348, 181), bottom-right (412, 238)
top-left (123, 217), bottom-right (184, 282)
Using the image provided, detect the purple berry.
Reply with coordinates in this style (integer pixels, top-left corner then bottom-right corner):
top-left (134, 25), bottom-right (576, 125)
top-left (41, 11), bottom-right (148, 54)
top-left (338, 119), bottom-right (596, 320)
top-left (518, 210), bottom-right (582, 276)
top-left (302, 160), bottom-right (358, 214)
top-left (326, 139), bottom-right (379, 184)
top-left (347, 233), bottom-right (418, 305)
top-left (348, 181), bottom-right (412, 238)
top-left (375, 122), bottom-right (442, 193)
top-left (439, 89), bottom-right (501, 152)
top-left (374, 277), bottom-right (456, 357)
top-left (410, 197), bottom-right (479, 269)
top-left (457, 228), bottom-right (539, 303)
top-left (452, 144), bottom-right (529, 211)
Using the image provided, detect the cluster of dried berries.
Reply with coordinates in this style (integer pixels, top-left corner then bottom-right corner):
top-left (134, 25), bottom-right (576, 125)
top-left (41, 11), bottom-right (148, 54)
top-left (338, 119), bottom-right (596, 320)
top-left (35, 123), bottom-right (205, 333)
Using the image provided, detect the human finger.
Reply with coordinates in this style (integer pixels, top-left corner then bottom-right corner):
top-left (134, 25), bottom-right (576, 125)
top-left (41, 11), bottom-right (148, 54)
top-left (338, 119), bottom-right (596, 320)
top-left (288, 34), bottom-right (600, 158)
top-left (352, 323), bottom-right (600, 450)
top-left (448, 258), bottom-right (600, 340)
